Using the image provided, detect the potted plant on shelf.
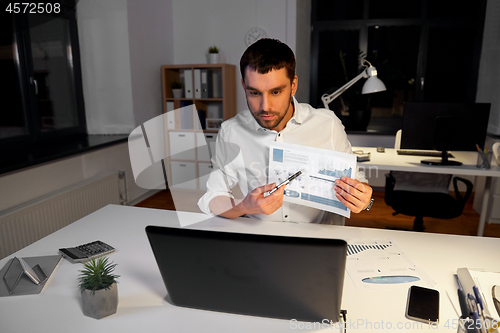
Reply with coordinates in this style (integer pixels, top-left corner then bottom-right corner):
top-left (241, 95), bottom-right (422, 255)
top-left (78, 257), bottom-right (120, 319)
top-left (171, 80), bottom-right (183, 99)
top-left (208, 46), bottom-right (220, 64)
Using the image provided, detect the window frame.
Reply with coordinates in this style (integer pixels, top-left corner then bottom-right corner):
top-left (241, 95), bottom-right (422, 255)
top-left (0, 2), bottom-right (86, 154)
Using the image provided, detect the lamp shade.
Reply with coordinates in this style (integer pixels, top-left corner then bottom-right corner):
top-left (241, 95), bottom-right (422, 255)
top-left (362, 76), bottom-right (386, 94)
top-left (361, 66), bottom-right (386, 94)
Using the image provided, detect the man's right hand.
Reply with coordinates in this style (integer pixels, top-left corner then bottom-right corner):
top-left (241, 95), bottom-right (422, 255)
top-left (239, 183), bottom-right (286, 215)
top-left (208, 183), bottom-right (286, 218)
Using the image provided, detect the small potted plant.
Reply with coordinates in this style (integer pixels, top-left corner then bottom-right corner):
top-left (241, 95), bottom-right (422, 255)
top-left (171, 80), bottom-right (183, 99)
top-left (78, 257), bottom-right (120, 319)
top-left (208, 46), bottom-right (220, 64)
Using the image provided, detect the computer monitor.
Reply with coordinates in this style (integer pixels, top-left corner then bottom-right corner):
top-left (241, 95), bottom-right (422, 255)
top-left (401, 103), bottom-right (490, 165)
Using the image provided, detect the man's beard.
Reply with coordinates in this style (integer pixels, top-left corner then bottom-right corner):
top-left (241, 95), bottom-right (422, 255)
top-left (250, 96), bottom-right (293, 130)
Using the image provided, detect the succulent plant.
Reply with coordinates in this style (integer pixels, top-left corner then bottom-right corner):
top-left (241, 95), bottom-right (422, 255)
top-left (78, 257), bottom-right (119, 294)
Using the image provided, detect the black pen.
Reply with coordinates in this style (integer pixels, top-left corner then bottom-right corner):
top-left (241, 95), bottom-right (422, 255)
top-left (267, 170), bottom-right (302, 195)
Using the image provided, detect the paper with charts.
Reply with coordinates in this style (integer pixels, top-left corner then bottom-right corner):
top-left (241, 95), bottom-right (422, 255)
top-left (268, 142), bottom-right (357, 218)
top-left (346, 239), bottom-right (435, 290)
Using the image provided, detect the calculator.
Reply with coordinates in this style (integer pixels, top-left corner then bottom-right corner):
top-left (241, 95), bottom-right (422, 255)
top-left (59, 240), bottom-right (115, 263)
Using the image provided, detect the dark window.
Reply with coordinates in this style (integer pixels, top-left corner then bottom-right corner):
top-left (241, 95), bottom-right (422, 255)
top-left (0, 1), bottom-right (85, 153)
top-left (310, 0), bottom-right (487, 134)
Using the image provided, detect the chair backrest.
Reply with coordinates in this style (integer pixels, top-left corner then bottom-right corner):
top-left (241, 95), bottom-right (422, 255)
top-left (391, 171), bottom-right (452, 194)
top-left (394, 129), bottom-right (402, 149)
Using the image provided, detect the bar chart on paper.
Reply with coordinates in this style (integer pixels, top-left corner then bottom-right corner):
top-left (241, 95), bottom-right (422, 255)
top-left (347, 241), bottom-right (393, 256)
top-left (268, 142), bottom-right (357, 218)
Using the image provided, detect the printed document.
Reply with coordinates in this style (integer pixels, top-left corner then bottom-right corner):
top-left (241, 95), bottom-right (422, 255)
top-left (268, 142), bottom-right (357, 218)
top-left (346, 239), bottom-right (436, 290)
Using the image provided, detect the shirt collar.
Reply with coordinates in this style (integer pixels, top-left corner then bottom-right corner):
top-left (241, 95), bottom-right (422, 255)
top-left (252, 96), bottom-right (309, 132)
top-left (290, 96), bottom-right (309, 125)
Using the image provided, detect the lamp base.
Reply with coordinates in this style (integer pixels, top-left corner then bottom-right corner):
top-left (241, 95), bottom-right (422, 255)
top-left (420, 159), bottom-right (462, 166)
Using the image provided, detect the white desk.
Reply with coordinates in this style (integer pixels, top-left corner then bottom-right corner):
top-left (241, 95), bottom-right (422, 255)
top-left (1, 205), bottom-right (499, 332)
top-left (354, 147), bottom-right (500, 236)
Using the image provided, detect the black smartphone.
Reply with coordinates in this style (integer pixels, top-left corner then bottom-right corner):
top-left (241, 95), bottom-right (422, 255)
top-left (405, 286), bottom-right (439, 323)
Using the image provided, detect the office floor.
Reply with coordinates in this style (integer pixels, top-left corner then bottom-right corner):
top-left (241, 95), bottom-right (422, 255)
top-left (135, 190), bottom-right (500, 238)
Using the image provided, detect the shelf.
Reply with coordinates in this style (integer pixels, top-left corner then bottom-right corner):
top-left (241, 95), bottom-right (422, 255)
top-left (161, 63), bottom-right (236, 191)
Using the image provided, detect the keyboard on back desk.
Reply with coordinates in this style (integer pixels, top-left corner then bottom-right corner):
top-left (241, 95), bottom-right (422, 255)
top-left (397, 150), bottom-right (454, 158)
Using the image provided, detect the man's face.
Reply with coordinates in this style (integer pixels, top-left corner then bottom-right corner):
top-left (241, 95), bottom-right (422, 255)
top-left (241, 67), bottom-right (298, 132)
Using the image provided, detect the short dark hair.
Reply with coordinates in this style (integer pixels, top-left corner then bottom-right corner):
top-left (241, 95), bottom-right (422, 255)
top-left (240, 38), bottom-right (296, 83)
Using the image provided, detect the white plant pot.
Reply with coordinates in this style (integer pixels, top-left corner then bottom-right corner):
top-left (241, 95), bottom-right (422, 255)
top-left (81, 282), bottom-right (118, 319)
top-left (172, 89), bottom-right (183, 99)
top-left (208, 53), bottom-right (220, 64)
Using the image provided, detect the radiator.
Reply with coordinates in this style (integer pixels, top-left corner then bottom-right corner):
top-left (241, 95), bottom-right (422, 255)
top-left (0, 171), bottom-right (121, 260)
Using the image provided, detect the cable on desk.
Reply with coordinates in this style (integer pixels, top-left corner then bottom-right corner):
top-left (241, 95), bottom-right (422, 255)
top-left (340, 309), bottom-right (347, 333)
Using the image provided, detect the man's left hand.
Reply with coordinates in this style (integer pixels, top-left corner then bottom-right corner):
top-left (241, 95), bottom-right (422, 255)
top-left (333, 177), bottom-right (373, 213)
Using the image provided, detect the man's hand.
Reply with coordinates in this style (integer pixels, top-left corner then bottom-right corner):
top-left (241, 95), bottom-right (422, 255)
top-left (333, 177), bottom-right (373, 213)
top-left (239, 183), bottom-right (286, 215)
top-left (208, 183), bottom-right (286, 218)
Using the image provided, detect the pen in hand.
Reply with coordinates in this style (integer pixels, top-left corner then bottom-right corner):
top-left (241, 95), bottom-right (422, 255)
top-left (266, 170), bottom-right (302, 196)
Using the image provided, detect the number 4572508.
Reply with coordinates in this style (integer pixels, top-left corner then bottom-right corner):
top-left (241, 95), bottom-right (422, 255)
top-left (5, 3), bottom-right (61, 14)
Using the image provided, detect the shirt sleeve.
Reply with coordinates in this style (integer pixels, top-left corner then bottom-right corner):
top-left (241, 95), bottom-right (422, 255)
top-left (197, 127), bottom-right (242, 214)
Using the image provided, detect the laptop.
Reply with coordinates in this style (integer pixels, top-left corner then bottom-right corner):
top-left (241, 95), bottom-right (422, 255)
top-left (145, 225), bottom-right (347, 322)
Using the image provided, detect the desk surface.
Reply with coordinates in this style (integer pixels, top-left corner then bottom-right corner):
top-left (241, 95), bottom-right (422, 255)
top-left (1, 205), bottom-right (499, 332)
top-left (353, 147), bottom-right (500, 177)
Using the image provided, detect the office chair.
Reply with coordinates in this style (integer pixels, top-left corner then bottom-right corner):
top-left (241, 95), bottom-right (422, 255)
top-left (386, 130), bottom-right (473, 231)
top-left (385, 171), bottom-right (473, 231)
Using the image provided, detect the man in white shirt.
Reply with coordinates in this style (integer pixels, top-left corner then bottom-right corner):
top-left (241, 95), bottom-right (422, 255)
top-left (198, 39), bottom-right (373, 224)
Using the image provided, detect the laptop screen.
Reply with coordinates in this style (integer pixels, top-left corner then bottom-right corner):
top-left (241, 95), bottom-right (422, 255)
top-left (146, 225), bottom-right (347, 323)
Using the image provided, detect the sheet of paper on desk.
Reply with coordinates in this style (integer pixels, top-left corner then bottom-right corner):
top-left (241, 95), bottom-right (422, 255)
top-left (268, 142), bottom-right (357, 218)
top-left (470, 270), bottom-right (500, 320)
top-left (346, 239), bottom-right (436, 290)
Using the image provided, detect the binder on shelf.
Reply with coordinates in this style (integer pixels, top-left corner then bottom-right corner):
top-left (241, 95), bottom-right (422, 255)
top-left (206, 69), bottom-right (214, 98)
top-left (166, 101), bottom-right (176, 129)
top-left (201, 69), bottom-right (208, 98)
top-left (196, 109), bottom-right (206, 130)
top-left (212, 70), bottom-right (222, 98)
top-left (180, 103), bottom-right (194, 129)
top-left (183, 69), bottom-right (193, 98)
top-left (194, 69), bottom-right (202, 99)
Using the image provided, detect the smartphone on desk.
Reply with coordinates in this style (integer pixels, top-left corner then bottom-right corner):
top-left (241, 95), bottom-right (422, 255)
top-left (406, 286), bottom-right (439, 323)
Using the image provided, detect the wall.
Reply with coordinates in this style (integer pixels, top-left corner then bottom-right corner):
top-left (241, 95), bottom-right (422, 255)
top-left (171, 0), bottom-right (297, 114)
top-left (77, 0), bottom-right (135, 134)
top-left (127, 0), bottom-right (174, 127)
top-left (77, 0), bottom-right (174, 134)
top-left (0, 143), bottom-right (147, 212)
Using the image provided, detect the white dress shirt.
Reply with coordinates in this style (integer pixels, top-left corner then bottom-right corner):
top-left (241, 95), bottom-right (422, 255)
top-left (197, 97), bottom-right (367, 224)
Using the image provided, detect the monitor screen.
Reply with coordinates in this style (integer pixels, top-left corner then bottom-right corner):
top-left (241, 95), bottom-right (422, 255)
top-left (401, 103), bottom-right (490, 151)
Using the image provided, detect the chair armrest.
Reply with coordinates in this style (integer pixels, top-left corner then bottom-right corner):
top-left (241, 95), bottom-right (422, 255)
top-left (385, 172), bottom-right (396, 205)
top-left (453, 177), bottom-right (473, 206)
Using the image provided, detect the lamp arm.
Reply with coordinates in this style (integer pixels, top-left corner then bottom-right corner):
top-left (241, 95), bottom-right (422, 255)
top-left (321, 70), bottom-right (369, 109)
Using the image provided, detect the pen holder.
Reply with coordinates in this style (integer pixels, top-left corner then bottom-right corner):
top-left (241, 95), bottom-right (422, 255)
top-left (476, 151), bottom-right (492, 169)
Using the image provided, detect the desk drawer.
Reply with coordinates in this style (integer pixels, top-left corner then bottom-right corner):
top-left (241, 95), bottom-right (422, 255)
top-left (169, 132), bottom-right (195, 160)
top-left (170, 161), bottom-right (196, 189)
